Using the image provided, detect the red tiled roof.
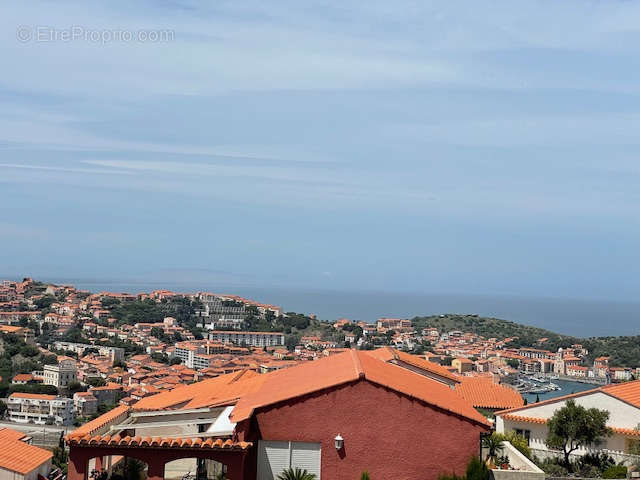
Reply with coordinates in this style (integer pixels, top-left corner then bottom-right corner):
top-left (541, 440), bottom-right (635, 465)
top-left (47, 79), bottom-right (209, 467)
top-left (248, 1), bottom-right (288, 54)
top-left (601, 380), bottom-right (640, 408)
top-left (501, 414), bottom-right (640, 438)
top-left (0, 428), bottom-right (52, 474)
top-left (365, 347), bottom-right (460, 383)
top-left (132, 370), bottom-right (264, 411)
top-left (9, 392), bottom-right (56, 400)
top-left (231, 350), bottom-right (490, 426)
top-left (68, 405), bottom-right (130, 439)
top-left (455, 377), bottom-right (524, 410)
top-left (67, 435), bottom-right (251, 450)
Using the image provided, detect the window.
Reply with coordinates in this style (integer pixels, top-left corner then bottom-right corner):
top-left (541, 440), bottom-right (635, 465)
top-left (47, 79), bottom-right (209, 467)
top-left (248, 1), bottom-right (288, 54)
top-left (515, 429), bottom-right (531, 445)
top-left (257, 440), bottom-right (321, 480)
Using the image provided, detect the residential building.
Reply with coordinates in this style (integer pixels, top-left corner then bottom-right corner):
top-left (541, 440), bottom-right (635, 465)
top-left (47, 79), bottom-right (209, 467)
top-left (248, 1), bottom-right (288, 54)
top-left (43, 357), bottom-right (77, 389)
top-left (73, 392), bottom-right (98, 416)
top-left (0, 325), bottom-right (35, 345)
top-left (208, 331), bottom-right (284, 347)
top-left (7, 393), bottom-right (74, 426)
top-left (66, 349), bottom-right (490, 480)
top-left (0, 427), bottom-right (53, 480)
top-left (452, 357), bottom-right (473, 374)
top-left (496, 380), bottom-right (640, 460)
top-left (53, 342), bottom-right (125, 363)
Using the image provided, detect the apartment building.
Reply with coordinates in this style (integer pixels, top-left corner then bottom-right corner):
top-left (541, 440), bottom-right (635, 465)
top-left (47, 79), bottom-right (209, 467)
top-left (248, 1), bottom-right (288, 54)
top-left (174, 340), bottom-right (233, 369)
top-left (43, 357), bottom-right (77, 389)
top-left (53, 341), bottom-right (126, 363)
top-left (208, 330), bottom-right (285, 347)
top-left (7, 393), bottom-right (74, 426)
top-left (73, 392), bottom-right (98, 416)
top-left (0, 325), bottom-right (35, 344)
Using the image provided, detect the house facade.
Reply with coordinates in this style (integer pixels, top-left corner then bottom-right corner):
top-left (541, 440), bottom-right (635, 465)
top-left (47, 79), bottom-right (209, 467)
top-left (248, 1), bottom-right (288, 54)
top-left (495, 380), bottom-right (640, 460)
top-left (66, 349), bottom-right (490, 480)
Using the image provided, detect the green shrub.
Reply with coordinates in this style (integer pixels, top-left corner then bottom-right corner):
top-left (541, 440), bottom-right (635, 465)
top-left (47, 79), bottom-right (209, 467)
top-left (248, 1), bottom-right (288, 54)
top-left (577, 452), bottom-right (616, 473)
top-left (360, 472), bottom-right (371, 480)
top-left (602, 465), bottom-right (627, 479)
top-left (539, 458), bottom-right (569, 477)
top-left (504, 432), bottom-right (531, 459)
top-left (466, 456), bottom-right (490, 480)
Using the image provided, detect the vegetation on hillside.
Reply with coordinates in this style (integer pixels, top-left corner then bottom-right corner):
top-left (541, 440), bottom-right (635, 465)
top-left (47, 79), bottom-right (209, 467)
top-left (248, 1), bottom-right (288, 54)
top-left (412, 314), bottom-right (640, 367)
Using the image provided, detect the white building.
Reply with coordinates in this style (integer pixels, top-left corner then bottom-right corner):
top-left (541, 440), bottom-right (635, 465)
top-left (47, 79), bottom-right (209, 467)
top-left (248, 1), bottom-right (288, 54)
top-left (7, 392), bottom-right (74, 426)
top-left (43, 357), bottom-right (77, 388)
top-left (53, 341), bottom-right (125, 363)
top-left (208, 330), bottom-right (285, 347)
top-left (496, 380), bottom-right (640, 461)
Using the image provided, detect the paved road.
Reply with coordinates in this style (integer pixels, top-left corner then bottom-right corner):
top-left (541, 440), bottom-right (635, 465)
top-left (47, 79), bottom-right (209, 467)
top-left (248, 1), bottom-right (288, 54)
top-left (0, 420), bottom-right (70, 446)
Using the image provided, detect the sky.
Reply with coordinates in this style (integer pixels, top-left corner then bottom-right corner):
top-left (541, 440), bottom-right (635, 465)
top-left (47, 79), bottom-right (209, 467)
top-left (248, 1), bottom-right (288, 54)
top-left (0, 0), bottom-right (639, 302)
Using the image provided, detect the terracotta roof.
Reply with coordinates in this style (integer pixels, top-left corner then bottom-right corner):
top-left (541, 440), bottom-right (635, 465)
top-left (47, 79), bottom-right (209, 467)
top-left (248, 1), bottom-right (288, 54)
top-left (601, 380), bottom-right (640, 408)
top-left (132, 369), bottom-right (264, 411)
top-left (67, 434), bottom-right (251, 450)
top-left (501, 414), bottom-right (640, 438)
top-left (0, 428), bottom-right (52, 474)
top-left (455, 377), bottom-right (524, 410)
top-left (231, 350), bottom-right (490, 427)
top-left (9, 392), bottom-right (56, 400)
top-left (365, 347), bottom-right (460, 383)
top-left (68, 405), bottom-right (130, 439)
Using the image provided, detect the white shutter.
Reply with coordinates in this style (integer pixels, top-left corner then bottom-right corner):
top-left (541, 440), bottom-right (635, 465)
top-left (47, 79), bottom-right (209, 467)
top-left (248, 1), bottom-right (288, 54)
top-left (257, 440), bottom-right (291, 480)
top-left (291, 442), bottom-right (321, 479)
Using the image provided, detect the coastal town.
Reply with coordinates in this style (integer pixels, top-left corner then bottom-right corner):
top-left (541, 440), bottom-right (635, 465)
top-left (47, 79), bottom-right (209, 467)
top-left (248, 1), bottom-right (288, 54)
top-left (0, 277), bottom-right (638, 480)
top-left (0, 277), bottom-right (636, 425)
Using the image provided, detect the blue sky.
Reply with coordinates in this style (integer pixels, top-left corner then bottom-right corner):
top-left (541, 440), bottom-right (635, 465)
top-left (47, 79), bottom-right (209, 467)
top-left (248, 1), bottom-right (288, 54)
top-left (0, 0), bottom-right (639, 301)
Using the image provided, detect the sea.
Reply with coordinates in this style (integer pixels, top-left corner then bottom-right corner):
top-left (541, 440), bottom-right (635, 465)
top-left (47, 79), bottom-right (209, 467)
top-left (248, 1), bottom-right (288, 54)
top-left (30, 278), bottom-right (640, 338)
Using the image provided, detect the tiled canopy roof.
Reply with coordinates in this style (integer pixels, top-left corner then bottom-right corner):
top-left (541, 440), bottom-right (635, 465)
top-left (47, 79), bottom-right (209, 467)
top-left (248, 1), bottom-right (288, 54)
top-left (67, 434), bottom-right (251, 450)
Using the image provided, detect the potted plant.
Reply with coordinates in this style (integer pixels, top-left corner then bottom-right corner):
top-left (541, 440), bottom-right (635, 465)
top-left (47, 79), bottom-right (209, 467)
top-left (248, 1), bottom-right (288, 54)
top-left (482, 433), bottom-right (505, 468)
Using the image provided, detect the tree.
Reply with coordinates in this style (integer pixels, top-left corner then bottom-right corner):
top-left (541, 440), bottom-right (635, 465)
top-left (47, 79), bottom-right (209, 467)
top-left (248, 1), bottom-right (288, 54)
top-left (482, 433), bottom-right (504, 465)
top-left (276, 467), bottom-right (317, 480)
top-left (546, 400), bottom-right (611, 470)
top-left (506, 359), bottom-right (520, 369)
top-left (67, 381), bottom-right (85, 394)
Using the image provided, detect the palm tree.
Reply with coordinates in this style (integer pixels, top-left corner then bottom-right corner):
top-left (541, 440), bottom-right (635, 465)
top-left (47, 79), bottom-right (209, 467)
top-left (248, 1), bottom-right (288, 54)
top-left (276, 467), bottom-right (317, 480)
top-left (482, 433), bottom-right (505, 466)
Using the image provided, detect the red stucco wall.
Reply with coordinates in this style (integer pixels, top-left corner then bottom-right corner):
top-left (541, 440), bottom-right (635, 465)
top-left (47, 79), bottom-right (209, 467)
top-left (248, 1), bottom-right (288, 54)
top-left (253, 379), bottom-right (488, 480)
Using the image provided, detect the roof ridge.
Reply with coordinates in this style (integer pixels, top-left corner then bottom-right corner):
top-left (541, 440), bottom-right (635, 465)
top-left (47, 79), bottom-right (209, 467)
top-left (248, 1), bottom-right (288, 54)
top-left (351, 349), bottom-right (365, 379)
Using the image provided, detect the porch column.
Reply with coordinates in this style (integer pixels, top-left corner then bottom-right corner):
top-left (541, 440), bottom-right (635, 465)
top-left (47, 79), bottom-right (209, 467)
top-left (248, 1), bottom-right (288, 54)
top-left (68, 448), bottom-right (89, 480)
top-left (146, 458), bottom-right (165, 480)
top-left (94, 455), bottom-right (104, 472)
top-left (225, 455), bottom-right (246, 480)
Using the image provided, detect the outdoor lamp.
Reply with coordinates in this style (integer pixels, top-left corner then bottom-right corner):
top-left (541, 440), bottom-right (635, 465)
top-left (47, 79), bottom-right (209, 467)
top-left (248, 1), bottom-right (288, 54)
top-left (334, 434), bottom-right (344, 450)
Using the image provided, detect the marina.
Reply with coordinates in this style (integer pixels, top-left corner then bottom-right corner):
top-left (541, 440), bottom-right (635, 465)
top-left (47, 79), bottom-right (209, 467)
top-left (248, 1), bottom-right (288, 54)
top-left (516, 376), bottom-right (598, 404)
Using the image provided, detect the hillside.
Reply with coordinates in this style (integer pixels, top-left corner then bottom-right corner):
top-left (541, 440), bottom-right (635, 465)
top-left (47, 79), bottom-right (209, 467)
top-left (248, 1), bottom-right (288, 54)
top-left (411, 314), bottom-right (640, 368)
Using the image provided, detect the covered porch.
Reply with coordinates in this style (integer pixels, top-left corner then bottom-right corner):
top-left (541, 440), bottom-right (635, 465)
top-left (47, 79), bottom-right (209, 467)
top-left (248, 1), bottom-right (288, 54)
top-left (67, 437), bottom-right (251, 480)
